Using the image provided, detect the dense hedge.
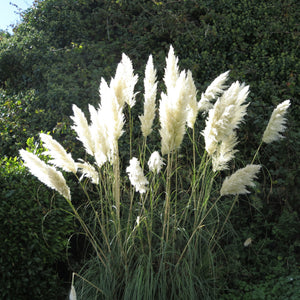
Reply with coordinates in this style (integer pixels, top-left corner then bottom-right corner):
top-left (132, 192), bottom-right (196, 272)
top-left (0, 154), bottom-right (74, 299)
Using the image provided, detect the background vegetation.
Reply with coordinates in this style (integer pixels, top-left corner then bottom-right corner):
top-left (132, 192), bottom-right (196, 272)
top-left (0, 0), bottom-right (299, 298)
top-left (0, 139), bottom-right (74, 299)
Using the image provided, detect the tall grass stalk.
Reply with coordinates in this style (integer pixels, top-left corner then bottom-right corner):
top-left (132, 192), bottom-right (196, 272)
top-left (19, 47), bottom-right (290, 299)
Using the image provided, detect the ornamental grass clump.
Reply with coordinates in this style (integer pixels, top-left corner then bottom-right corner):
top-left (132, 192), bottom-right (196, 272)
top-left (19, 46), bottom-right (290, 300)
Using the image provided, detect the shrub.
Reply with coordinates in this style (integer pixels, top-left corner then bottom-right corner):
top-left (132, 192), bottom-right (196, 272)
top-left (0, 146), bottom-right (74, 299)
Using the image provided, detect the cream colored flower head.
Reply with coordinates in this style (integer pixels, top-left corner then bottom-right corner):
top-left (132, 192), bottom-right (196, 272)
top-left (126, 157), bottom-right (149, 193)
top-left (69, 284), bottom-right (77, 300)
top-left (139, 55), bottom-right (158, 137)
top-left (40, 133), bottom-right (77, 174)
top-left (99, 78), bottom-right (125, 161)
top-left (88, 104), bottom-right (110, 166)
top-left (262, 100), bottom-right (290, 144)
top-left (211, 134), bottom-right (238, 172)
top-left (202, 81), bottom-right (249, 171)
top-left (148, 151), bottom-right (165, 174)
top-left (186, 70), bottom-right (198, 129)
top-left (159, 70), bottom-right (189, 155)
top-left (220, 164), bottom-right (261, 196)
top-left (76, 160), bottom-right (99, 185)
top-left (110, 53), bottom-right (138, 108)
top-left (198, 70), bottom-right (230, 112)
top-left (71, 104), bottom-right (94, 156)
top-left (244, 238), bottom-right (252, 247)
top-left (164, 45), bottom-right (180, 91)
top-left (19, 149), bottom-right (71, 200)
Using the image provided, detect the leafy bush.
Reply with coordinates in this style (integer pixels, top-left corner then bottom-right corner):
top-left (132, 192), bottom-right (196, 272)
top-left (0, 89), bottom-right (46, 157)
top-left (219, 194), bottom-right (300, 299)
top-left (0, 149), bottom-right (74, 299)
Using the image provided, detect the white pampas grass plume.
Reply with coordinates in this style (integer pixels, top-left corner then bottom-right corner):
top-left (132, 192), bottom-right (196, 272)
top-left (71, 104), bottom-right (94, 156)
top-left (89, 104), bottom-right (110, 166)
top-left (159, 70), bottom-right (189, 155)
top-left (220, 164), bottom-right (261, 196)
top-left (99, 78), bottom-right (124, 159)
top-left (139, 55), bottom-right (158, 137)
top-left (126, 157), bottom-right (149, 193)
top-left (202, 81), bottom-right (249, 166)
top-left (120, 53), bottom-right (138, 107)
top-left (211, 134), bottom-right (239, 172)
top-left (186, 70), bottom-right (198, 129)
top-left (40, 133), bottom-right (77, 174)
top-left (19, 149), bottom-right (71, 200)
top-left (76, 160), bottom-right (99, 184)
top-left (164, 45), bottom-right (180, 91)
top-left (198, 70), bottom-right (230, 112)
top-left (262, 100), bottom-right (290, 144)
top-left (148, 151), bottom-right (165, 174)
top-left (244, 237), bottom-right (252, 247)
top-left (69, 284), bottom-right (77, 300)
top-left (110, 53), bottom-right (138, 108)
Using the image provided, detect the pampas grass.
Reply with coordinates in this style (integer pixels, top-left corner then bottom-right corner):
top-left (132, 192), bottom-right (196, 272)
top-left (262, 100), bottom-right (291, 144)
top-left (19, 46), bottom-right (290, 299)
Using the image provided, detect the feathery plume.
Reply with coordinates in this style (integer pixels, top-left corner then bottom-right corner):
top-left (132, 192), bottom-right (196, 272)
top-left (110, 53), bottom-right (138, 108)
top-left (139, 55), bottom-right (158, 137)
top-left (40, 133), bottom-right (77, 174)
top-left (202, 81), bottom-right (249, 169)
top-left (220, 164), bottom-right (261, 196)
top-left (211, 134), bottom-right (239, 172)
top-left (186, 70), bottom-right (198, 129)
top-left (19, 149), bottom-right (71, 200)
top-left (164, 45), bottom-right (180, 91)
top-left (148, 151), bottom-right (165, 174)
top-left (126, 157), bottom-right (149, 193)
top-left (120, 53), bottom-right (138, 107)
top-left (198, 70), bottom-right (230, 112)
top-left (244, 238), bottom-right (252, 247)
top-left (262, 100), bottom-right (290, 144)
top-left (159, 47), bottom-right (190, 155)
top-left (69, 284), bottom-right (77, 300)
top-left (159, 70), bottom-right (189, 155)
top-left (76, 160), bottom-right (99, 184)
top-left (71, 104), bottom-right (94, 156)
top-left (89, 104), bottom-right (110, 166)
top-left (99, 78), bottom-right (125, 160)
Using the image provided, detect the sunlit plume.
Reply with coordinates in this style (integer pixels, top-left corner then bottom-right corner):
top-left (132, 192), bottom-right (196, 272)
top-left (220, 164), bottom-right (261, 196)
top-left (126, 157), bottom-right (149, 193)
top-left (262, 100), bottom-right (291, 144)
top-left (40, 133), bottom-right (77, 174)
top-left (198, 70), bottom-right (230, 112)
top-left (148, 151), bottom-right (165, 174)
top-left (19, 149), bottom-right (71, 200)
top-left (139, 55), bottom-right (158, 138)
top-left (71, 104), bottom-right (94, 156)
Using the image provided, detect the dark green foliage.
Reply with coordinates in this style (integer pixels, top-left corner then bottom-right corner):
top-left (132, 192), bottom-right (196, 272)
top-left (0, 155), bottom-right (74, 299)
top-left (219, 196), bottom-right (300, 299)
top-left (0, 89), bottom-right (46, 155)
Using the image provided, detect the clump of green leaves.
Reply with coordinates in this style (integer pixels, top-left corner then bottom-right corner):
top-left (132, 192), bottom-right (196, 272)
top-left (0, 139), bottom-right (74, 299)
